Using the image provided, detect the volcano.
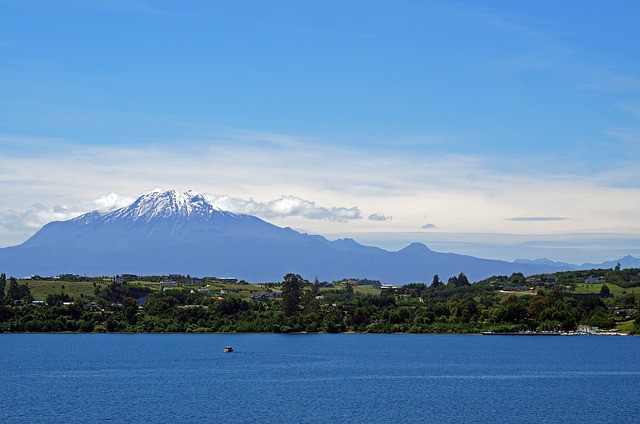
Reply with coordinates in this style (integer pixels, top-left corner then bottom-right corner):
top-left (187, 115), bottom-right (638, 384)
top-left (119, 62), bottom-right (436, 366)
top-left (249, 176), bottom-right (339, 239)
top-left (0, 190), bottom-right (581, 282)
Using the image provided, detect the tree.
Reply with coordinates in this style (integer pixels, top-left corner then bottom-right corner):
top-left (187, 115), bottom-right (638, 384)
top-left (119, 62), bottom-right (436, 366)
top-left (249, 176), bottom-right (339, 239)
top-left (457, 273), bottom-right (470, 286)
top-left (623, 293), bottom-right (636, 308)
top-left (322, 310), bottom-right (345, 333)
top-left (7, 277), bottom-right (19, 300)
top-left (0, 273), bottom-right (6, 297)
top-left (509, 272), bottom-right (526, 286)
top-left (496, 296), bottom-right (528, 324)
top-left (600, 285), bottom-right (610, 296)
top-left (344, 280), bottom-right (354, 295)
top-left (122, 298), bottom-right (139, 325)
top-left (431, 274), bottom-right (442, 288)
top-left (281, 273), bottom-right (304, 316)
top-left (46, 292), bottom-right (72, 307)
top-left (18, 283), bottom-right (31, 300)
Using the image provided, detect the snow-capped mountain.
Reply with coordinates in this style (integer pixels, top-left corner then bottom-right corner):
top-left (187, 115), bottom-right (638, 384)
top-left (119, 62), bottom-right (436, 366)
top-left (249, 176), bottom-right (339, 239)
top-left (0, 190), bottom-right (630, 282)
top-left (72, 190), bottom-right (238, 224)
top-left (101, 190), bottom-right (238, 223)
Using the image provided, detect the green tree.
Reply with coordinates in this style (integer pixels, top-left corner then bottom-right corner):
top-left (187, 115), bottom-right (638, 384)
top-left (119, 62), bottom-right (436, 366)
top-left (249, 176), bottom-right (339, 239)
top-left (18, 283), bottom-right (31, 300)
top-left (344, 280), bottom-right (354, 295)
top-left (0, 273), bottom-right (6, 297)
top-left (122, 298), bottom-right (138, 325)
top-left (322, 310), bottom-right (345, 333)
top-left (457, 272), bottom-right (470, 286)
top-left (509, 272), bottom-right (526, 286)
top-left (105, 315), bottom-right (126, 332)
top-left (46, 292), bottom-right (72, 307)
top-left (7, 277), bottom-right (19, 300)
top-left (623, 293), bottom-right (636, 308)
top-left (495, 295), bottom-right (528, 324)
top-left (281, 273), bottom-right (304, 316)
top-left (431, 274), bottom-right (442, 288)
top-left (600, 285), bottom-right (610, 296)
top-left (312, 277), bottom-right (321, 295)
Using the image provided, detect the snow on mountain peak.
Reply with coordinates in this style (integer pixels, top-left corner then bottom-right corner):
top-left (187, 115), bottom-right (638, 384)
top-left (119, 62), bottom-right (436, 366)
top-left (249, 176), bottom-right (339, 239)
top-left (99, 189), bottom-right (236, 223)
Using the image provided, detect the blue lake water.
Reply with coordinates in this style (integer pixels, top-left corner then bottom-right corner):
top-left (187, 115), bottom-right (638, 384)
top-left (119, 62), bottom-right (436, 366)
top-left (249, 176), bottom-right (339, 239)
top-left (1, 334), bottom-right (639, 423)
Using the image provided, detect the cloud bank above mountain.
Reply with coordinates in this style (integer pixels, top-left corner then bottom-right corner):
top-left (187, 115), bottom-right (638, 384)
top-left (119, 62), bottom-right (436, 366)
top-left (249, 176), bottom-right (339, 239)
top-left (1, 130), bottom-right (640, 263)
top-left (205, 194), bottom-right (361, 222)
top-left (0, 191), bottom-right (363, 237)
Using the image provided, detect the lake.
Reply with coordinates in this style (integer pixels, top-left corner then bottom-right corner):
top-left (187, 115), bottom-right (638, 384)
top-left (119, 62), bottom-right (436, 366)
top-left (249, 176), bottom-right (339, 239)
top-left (1, 334), bottom-right (639, 423)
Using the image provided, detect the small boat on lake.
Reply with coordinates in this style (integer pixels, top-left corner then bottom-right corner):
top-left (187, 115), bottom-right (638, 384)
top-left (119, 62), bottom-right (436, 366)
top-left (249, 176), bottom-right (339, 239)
top-left (224, 346), bottom-right (234, 352)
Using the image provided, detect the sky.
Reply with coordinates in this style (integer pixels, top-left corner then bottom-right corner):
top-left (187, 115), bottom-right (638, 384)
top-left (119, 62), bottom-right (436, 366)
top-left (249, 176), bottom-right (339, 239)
top-left (1, 0), bottom-right (640, 263)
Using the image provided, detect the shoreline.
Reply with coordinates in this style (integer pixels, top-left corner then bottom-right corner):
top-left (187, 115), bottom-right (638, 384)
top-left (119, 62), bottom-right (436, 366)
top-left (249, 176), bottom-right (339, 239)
top-left (0, 330), bottom-right (633, 336)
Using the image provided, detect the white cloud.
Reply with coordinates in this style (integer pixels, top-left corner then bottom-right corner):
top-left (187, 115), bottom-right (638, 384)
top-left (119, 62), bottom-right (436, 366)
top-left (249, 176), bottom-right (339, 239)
top-left (0, 192), bottom-right (134, 234)
top-left (92, 193), bottom-right (135, 211)
top-left (0, 190), bottom-right (361, 241)
top-left (368, 213), bottom-right (392, 222)
top-left (0, 204), bottom-right (80, 232)
top-left (2, 129), bottom-right (640, 263)
top-left (206, 194), bottom-right (361, 222)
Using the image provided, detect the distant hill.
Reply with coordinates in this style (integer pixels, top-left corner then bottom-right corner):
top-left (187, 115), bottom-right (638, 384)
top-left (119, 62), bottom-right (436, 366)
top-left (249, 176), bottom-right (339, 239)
top-left (579, 255), bottom-right (640, 271)
top-left (513, 258), bottom-right (578, 270)
top-left (0, 190), bottom-right (636, 283)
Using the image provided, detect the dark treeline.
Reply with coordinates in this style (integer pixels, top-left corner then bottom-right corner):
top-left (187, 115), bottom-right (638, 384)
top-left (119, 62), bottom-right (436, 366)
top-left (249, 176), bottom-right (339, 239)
top-left (1, 271), bottom-right (639, 334)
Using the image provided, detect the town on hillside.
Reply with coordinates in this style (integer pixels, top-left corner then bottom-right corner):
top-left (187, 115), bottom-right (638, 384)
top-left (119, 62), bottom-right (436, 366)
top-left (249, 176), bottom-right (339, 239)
top-left (0, 266), bottom-right (639, 335)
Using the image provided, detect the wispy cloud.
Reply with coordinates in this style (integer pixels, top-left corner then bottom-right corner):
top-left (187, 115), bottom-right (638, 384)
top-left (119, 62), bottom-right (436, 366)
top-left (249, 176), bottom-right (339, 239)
top-left (581, 72), bottom-right (640, 92)
top-left (617, 102), bottom-right (640, 120)
top-left (603, 128), bottom-right (640, 145)
top-left (507, 217), bottom-right (569, 222)
top-left (422, 224), bottom-right (437, 229)
top-left (94, 0), bottom-right (188, 17)
top-left (368, 213), bottom-right (392, 222)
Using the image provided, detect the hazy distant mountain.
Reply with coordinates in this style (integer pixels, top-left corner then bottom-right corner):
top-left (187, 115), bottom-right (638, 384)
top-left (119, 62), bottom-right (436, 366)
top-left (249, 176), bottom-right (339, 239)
top-left (579, 255), bottom-right (640, 270)
top-left (0, 190), bottom-right (635, 283)
top-left (514, 258), bottom-right (578, 270)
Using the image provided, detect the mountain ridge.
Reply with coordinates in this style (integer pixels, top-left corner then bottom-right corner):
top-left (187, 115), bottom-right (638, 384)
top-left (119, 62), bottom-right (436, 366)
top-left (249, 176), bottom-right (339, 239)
top-left (0, 190), bottom-right (636, 283)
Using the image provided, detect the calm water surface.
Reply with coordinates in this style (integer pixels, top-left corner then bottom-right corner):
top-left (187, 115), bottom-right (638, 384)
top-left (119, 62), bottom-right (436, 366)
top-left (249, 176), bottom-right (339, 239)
top-left (1, 334), bottom-right (638, 423)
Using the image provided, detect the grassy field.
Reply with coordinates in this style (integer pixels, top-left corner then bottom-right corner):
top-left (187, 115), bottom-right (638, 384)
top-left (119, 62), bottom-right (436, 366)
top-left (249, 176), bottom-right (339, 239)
top-left (18, 279), bottom-right (277, 301)
top-left (354, 285), bottom-right (381, 296)
top-left (614, 319), bottom-right (636, 333)
top-left (128, 280), bottom-right (161, 289)
top-left (572, 283), bottom-right (640, 296)
top-left (128, 280), bottom-right (275, 299)
top-left (15, 279), bottom-right (639, 305)
top-left (20, 280), bottom-right (108, 301)
top-left (204, 282), bottom-right (273, 299)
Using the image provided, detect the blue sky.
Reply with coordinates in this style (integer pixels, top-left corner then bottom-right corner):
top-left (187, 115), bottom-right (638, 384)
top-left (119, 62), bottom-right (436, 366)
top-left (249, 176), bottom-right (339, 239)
top-left (1, 0), bottom-right (640, 263)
